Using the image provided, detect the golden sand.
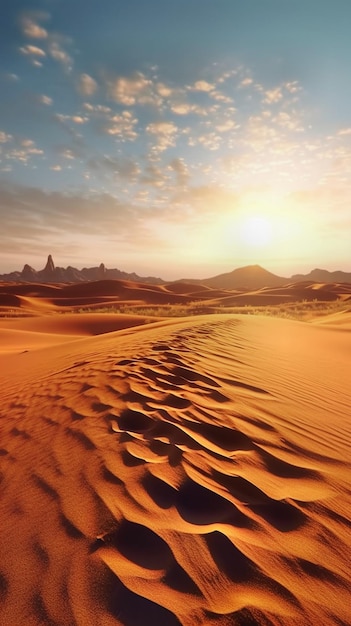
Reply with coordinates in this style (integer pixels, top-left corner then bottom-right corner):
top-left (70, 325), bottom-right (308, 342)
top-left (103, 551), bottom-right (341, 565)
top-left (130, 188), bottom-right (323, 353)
top-left (0, 281), bottom-right (350, 625)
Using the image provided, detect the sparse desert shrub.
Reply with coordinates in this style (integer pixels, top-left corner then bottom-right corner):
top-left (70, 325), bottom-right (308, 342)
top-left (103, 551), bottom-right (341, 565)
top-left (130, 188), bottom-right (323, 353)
top-left (66, 297), bottom-right (349, 322)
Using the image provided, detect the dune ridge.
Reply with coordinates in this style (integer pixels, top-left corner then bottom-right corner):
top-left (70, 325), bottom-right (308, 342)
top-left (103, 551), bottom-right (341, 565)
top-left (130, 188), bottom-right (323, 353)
top-left (1, 311), bottom-right (350, 625)
top-left (1, 278), bottom-right (351, 318)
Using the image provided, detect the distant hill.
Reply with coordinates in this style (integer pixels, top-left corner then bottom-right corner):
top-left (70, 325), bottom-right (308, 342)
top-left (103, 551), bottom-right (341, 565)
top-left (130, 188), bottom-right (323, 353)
top-left (0, 257), bottom-right (351, 288)
top-left (180, 264), bottom-right (287, 290)
top-left (291, 268), bottom-right (351, 284)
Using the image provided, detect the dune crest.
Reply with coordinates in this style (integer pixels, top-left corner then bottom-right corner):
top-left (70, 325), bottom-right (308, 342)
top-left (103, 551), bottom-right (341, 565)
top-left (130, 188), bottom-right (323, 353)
top-left (0, 312), bottom-right (350, 625)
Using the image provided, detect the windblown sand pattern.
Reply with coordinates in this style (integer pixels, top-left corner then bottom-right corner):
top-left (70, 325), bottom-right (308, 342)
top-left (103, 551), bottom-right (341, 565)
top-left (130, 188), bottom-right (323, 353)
top-left (1, 308), bottom-right (351, 625)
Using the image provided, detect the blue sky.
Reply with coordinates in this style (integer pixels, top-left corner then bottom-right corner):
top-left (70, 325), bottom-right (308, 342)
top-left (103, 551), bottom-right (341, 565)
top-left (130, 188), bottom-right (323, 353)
top-left (1, 0), bottom-right (351, 278)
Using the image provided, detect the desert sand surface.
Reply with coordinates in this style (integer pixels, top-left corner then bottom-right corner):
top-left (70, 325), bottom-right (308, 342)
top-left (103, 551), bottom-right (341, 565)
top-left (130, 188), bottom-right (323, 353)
top-left (0, 280), bottom-right (351, 625)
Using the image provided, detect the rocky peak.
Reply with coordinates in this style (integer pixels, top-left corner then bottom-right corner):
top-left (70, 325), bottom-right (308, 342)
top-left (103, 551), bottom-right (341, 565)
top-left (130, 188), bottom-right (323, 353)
top-left (21, 264), bottom-right (37, 280)
top-left (98, 262), bottom-right (106, 278)
top-left (1, 255), bottom-right (165, 284)
top-left (44, 254), bottom-right (55, 274)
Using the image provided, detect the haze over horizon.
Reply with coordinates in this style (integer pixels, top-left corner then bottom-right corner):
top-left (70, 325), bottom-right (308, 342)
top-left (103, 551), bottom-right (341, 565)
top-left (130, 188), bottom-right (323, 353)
top-left (1, 0), bottom-right (351, 279)
top-left (1, 254), bottom-right (351, 285)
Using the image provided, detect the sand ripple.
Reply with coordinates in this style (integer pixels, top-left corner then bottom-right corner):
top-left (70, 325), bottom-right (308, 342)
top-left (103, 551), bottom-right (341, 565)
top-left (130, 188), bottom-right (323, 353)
top-left (1, 316), bottom-right (351, 625)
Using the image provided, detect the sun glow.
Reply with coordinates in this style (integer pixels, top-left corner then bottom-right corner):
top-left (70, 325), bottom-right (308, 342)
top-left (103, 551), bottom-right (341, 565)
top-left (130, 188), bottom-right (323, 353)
top-left (198, 189), bottom-right (309, 272)
top-left (240, 215), bottom-right (273, 247)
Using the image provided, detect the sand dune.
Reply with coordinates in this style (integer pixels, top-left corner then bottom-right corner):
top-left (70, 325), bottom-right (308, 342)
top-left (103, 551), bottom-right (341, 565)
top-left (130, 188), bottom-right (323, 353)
top-left (0, 292), bottom-right (350, 626)
top-left (0, 313), bottom-right (161, 339)
top-left (1, 279), bottom-right (350, 318)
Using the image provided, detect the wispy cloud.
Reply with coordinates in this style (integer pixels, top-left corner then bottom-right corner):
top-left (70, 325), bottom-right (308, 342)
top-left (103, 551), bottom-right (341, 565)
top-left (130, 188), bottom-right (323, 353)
top-left (87, 155), bottom-right (140, 181)
top-left (0, 182), bottom-right (168, 263)
top-left (263, 87), bottom-right (284, 104)
top-left (146, 121), bottom-right (179, 152)
top-left (18, 12), bottom-right (73, 73)
top-left (3, 73), bottom-right (19, 82)
top-left (0, 131), bottom-right (13, 143)
top-left (239, 77), bottom-right (253, 88)
top-left (77, 73), bottom-right (98, 96)
top-left (20, 12), bottom-right (49, 39)
top-left (56, 114), bottom-right (89, 125)
top-left (189, 80), bottom-right (215, 93)
top-left (103, 111), bottom-right (138, 141)
top-left (168, 157), bottom-right (189, 187)
top-left (38, 94), bottom-right (53, 105)
top-left (0, 137), bottom-right (44, 166)
top-left (57, 147), bottom-right (80, 160)
top-left (107, 72), bottom-right (155, 106)
top-left (19, 44), bottom-right (46, 57)
top-left (48, 39), bottom-right (73, 70)
top-left (338, 128), bottom-right (351, 136)
top-left (188, 131), bottom-right (222, 151)
top-left (83, 103), bottom-right (111, 114)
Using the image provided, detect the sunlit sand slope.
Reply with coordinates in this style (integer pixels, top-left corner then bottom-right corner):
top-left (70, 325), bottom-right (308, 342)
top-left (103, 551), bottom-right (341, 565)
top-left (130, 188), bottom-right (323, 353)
top-left (0, 315), bottom-right (350, 625)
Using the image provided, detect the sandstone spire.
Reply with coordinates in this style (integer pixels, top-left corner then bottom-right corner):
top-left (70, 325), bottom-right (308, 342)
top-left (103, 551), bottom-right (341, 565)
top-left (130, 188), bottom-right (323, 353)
top-left (44, 254), bottom-right (55, 274)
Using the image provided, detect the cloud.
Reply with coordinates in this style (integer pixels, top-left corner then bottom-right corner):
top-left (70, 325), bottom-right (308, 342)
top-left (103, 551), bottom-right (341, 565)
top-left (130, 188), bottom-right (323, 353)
top-left (156, 83), bottom-right (174, 98)
top-left (0, 135), bottom-right (45, 165)
top-left (72, 116), bottom-right (88, 124)
top-left (168, 158), bottom-right (189, 186)
top-left (273, 111), bottom-right (304, 132)
top-left (39, 94), bottom-right (53, 105)
top-left (170, 102), bottom-right (194, 115)
top-left (20, 13), bottom-right (48, 39)
top-left (19, 144), bottom-right (43, 158)
top-left (0, 131), bottom-right (12, 143)
top-left (146, 121), bottom-right (178, 152)
top-left (284, 81), bottom-right (301, 94)
top-left (0, 183), bottom-right (166, 263)
top-left (19, 44), bottom-right (46, 57)
top-left (217, 69), bottom-right (239, 84)
top-left (56, 114), bottom-right (89, 125)
top-left (186, 79), bottom-right (233, 104)
top-left (140, 163), bottom-right (168, 188)
top-left (52, 113), bottom-right (89, 142)
top-left (263, 87), bottom-right (283, 104)
top-left (103, 68), bottom-right (234, 117)
top-left (188, 131), bottom-right (222, 151)
top-left (169, 99), bottom-right (210, 117)
top-left (77, 74), bottom-right (98, 96)
top-left (103, 111), bottom-right (138, 141)
top-left (239, 77), bottom-right (253, 88)
top-left (209, 90), bottom-right (233, 104)
top-left (107, 72), bottom-right (154, 106)
top-left (214, 120), bottom-right (236, 134)
top-left (87, 155), bottom-right (140, 180)
top-left (4, 73), bottom-right (19, 82)
top-left (170, 185), bottom-right (239, 225)
top-left (190, 80), bottom-right (215, 92)
top-left (19, 11), bottom-right (74, 72)
top-left (146, 121), bottom-right (178, 136)
top-left (338, 128), bottom-right (351, 136)
top-left (58, 148), bottom-right (79, 160)
top-left (83, 103), bottom-right (111, 114)
top-left (48, 40), bottom-right (73, 70)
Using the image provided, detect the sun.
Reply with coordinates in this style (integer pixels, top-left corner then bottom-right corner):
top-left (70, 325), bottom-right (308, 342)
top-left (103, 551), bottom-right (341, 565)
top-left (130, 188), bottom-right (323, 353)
top-left (240, 215), bottom-right (273, 247)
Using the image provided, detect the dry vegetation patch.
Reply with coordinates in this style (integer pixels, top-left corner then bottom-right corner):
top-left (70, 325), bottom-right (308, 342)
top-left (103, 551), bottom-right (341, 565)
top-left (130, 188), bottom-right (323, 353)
top-left (71, 298), bottom-right (350, 322)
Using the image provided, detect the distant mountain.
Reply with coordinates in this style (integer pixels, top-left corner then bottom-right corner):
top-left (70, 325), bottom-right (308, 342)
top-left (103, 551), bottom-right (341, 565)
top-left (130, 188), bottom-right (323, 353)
top-left (182, 264), bottom-right (288, 290)
top-left (1, 257), bottom-right (351, 288)
top-left (291, 268), bottom-right (351, 284)
top-left (0, 255), bottom-right (164, 285)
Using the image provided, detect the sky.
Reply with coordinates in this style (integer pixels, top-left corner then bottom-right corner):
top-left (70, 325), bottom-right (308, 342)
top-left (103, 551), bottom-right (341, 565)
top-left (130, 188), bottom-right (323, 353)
top-left (1, 0), bottom-right (351, 279)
